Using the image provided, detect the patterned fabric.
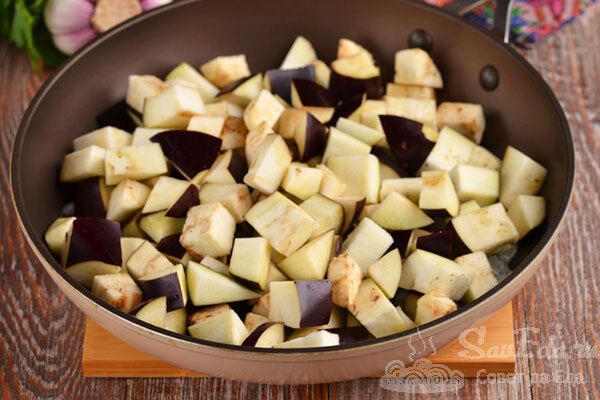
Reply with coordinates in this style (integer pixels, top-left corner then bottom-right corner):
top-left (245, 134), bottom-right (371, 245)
top-left (420, 0), bottom-right (598, 47)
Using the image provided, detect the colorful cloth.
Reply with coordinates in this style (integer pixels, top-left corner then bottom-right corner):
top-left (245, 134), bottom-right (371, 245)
top-left (421, 0), bottom-right (598, 47)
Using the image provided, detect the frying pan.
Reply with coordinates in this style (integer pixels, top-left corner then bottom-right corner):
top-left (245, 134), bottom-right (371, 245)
top-left (10, 0), bottom-right (574, 384)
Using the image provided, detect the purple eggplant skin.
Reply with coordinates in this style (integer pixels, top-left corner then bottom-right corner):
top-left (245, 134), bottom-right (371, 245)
top-left (74, 177), bottom-right (107, 218)
top-left (329, 92), bottom-right (365, 126)
top-left (299, 112), bottom-right (328, 162)
top-left (296, 280), bottom-right (332, 328)
top-left (165, 184), bottom-right (199, 217)
top-left (333, 235), bottom-right (343, 257)
top-left (416, 230), bottom-right (453, 258)
top-left (65, 218), bottom-right (122, 267)
top-left (96, 100), bottom-right (139, 132)
top-left (241, 322), bottom-right (280, 346)
top-left (138, 271), bottom-right (185, 312)
top-left (156, 234), bottom-right (186, 259)
top-left (235, 221), bottom-right (258, 238)
top-left (450, 222), bottom-right (472, 258)
top-left (292, 79), bottom-right (338, 107)
top-left (151, 130), bottom-right (222, 179)
top-left (228, 150), bottom-right (248, 183)
top-left (327, 326), bottom-right (373, 345)
top-left (266, 65), bottom-right (315, 103)
top-left (329, 70), bottom-right (382, 101)
top-left (230, 273), bottom-right (263, 292)
top-left (217, 76), bottom-right (252, 96)
top-left (390, 230), bottom-right (412, 256)
top-left (342, 198), bottom-right (366, 236)
top-left (379, 115), bottom-right (435, 175)
top-left (371, 146), bottom-right (410, 178)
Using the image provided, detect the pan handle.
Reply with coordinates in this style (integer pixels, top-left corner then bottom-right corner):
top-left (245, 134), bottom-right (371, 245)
top-left (442, 0), bottom-right (515, 43)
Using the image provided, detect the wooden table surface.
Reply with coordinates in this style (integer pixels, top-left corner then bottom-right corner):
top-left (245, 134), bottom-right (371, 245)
top-left (1, 5), bottom-right (599, 398)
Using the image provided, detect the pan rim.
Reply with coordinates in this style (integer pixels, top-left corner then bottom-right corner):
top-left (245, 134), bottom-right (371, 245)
top-left (10, 0), bottom-right (575, 355)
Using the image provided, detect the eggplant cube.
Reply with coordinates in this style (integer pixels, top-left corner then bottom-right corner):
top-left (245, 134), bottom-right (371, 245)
top-left (131, 128), bottom-right (166, 146)
top-left (135, 296), bottom-right (167, 328)
top-left (244, 192), bottom-right (318, 256)
top-left (327, 253), bottom-right (363, 308)
top-left (322, 127), bottom-right (371, 162)
top-left (449, 164), bottom-right (499, 206)
top-left (280, 164), bottom-right (323, 200)
top-left (275, 330), bottom-right (339, 348)
top-left (229, 237), bottom-right (271, 291)
top-left (220, 116), bottom-right (248, 150)
top-left (188, 307), bottom-right (249, 345)
top-left (500, 146), bottom-right (548, 208)
top-left (280, 36), bottom-right (317, 69)
top-left (243, 89), bottom-right (285, 130)
top-left (452, 203), bottom-right (519, 254)
top-left (73, 126), bottom-right (132, 151)
top-left (335, 117), bottom-right (384, 146)
top-left (126, 75), bottom-right (168, 113)
top-left (199, 183), bottom-right (252, 223)
top-left (367, 249), bottom-right (402, 298)
top-left (60, 145), bottom-right (106, 183)
top-left (142, 176), bottom-right (189, 214)
top-left (315, 164), bottom-right (347, 199)
top-left (126, 240), bottom-right (173, 280)
top-left (437, 102), bottom-right (485, 144)
top-left (92, 272), bottom-right (143, 313)
top-left (187, 115), bottom-right (225, 137)
top-left (300, 194), bottom-right (344, 237)
top-left (278, 230), bottom-right (334, 280)
top-left (278, 108), bottom-right (305, 139)
top-left (455, 251), bottom-right (498, 303)
top-left (252, 293), bottom-right (271, 317)
top-left (419, 170), bottom-right (460, 217)
top-left (219, 73), bottom-right (263, 107)
top-left (385, 97), bottom-right (437, 129)
top-left (187, 262), bottom-right (260, 306)
top-left (244, 312), bottom-right (272, 332)
top-left (310, 59), bottom-right (331, 88)
top-left (200, 55), bottom-right (251, 88)
top-left (394, 48), bottom-right (443, 88)
top-left (245, 121), bottom-right (273, 164)
top-left (204, 149), bottom-right (247, 185)
top-left (459, 200), bottom-right (481, 215)
top-left (414, 287), bottom-right (458, 325)
top-left (341, 217), bottom-right (393, 273)
top-left (380, 177), bottom-right (422, 204)
top-left (200, 256), bottom-right (230, 276)
top-left (165, 308), bottom-right (188, 334)
top-left (350, 279), bottom-right (410, 338)
top-left (45, 217), bottom-right (76, 255)
top-left (106, 179), bottom-right (150, 222)
top-left (139, 211), bottom-right (185, 243)
top-left (180, 203), bottom-right (236, 258)
top-left (507, 195), bottom-right (546, 239)
top-left (104, 144), bottom-right (168, 185)
top-left (165, 62), bottom-right (220, 103)
top-left (269, 280), bottom-right (332, 329)
top-left (467, 146), bottom-right (501, 171)
top-left (242, 322), bottom-right (285, 348)
top-left (326, 154), bottom-right (380, 204)
top-left (143, 85), bottom-right (205, 129)
top-left (420, 126), bottom-right (477, 172)
top-left (399, 249), bottom-right (470, 300)
top-left (370, 192), bottom-right (433, 231)
top-left (243, 134), bottom-right (292, 194)
top-left (120, 237), bottom-right (145, 269)
top-left (386, 83), bottom-right (435, 100)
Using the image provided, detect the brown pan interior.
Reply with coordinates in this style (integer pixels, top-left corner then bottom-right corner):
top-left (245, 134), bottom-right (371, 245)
top-left (10, 0), bottom-right (574, 353)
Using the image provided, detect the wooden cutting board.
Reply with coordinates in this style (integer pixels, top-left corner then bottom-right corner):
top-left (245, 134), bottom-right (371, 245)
top-left (82, 303), bottom-right (515, 378)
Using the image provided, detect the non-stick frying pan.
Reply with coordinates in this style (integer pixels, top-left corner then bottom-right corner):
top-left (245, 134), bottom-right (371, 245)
top-left (10, 0), bottom-right (574, 384)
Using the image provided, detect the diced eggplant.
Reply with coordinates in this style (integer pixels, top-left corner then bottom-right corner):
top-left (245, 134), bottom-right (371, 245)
top-left (269, 280), bottom-right (332, 328)
top-left (199, 183), bottom-right (252, 223)
top-left (399, 249), bottom-right (470, 300)
top-left (121, 212), bottom-right (146, 239)
top-left (142, 176), bottom-right (190, 214)
top-left (330, 52), bottom-right (382, 100)
top-left (380, 178), bottom-right (421, 204)
top-left (414, 288), bottom-right (457, 325)
top-left (73, 126), bottom-right (132, 151)
top-left (229, 237), bottom-right (271, 291)
top-left (187, 261), bottom-right (260, 306)
top-left (143, 85), bottom-right (205, 129)
top-left (449, 165), bottom-right (499, 206)
top-left (419, 170), bottom-right (460, 217)
top-left (346, 312), bottom-right (362, 327)
top-left (126, 240), bottom-right (173, 280)
top-left (245, 121), bottom-right (274, 163)
top-left (367, 249), bottom-right (402, 298)
top-left (294, 112), bottom-right (327, 162)
top-left (60, 145), bottom-right (107, 182)
top-left (314, 164), bottom-right (347, 199)
top-left (326, 253), bottom-right (362, 308)
top-left (165, 62), bottom-right (219, 103)
top-left (130, 128), bottom-right (165, 146)
top-left (326, 154), bottom-right (380, 204)
top-left (335, 117), bottom-right (384, 147)
top-left (45, 217), bottom-right (76, 256)
top-left (165, 307), bottom-right (188, 334)
top-left (380, 115), bottom-right (434, 175)
top-left (291, 79), bottom-right (337, 109)
top-left (156, 234), bottom-right (187, 262)
top-left (126, 75), bottom-right (168, 114)
top-left (281, 164), bottom-right (323, 200)
top-left (187, 115), bottom-right (225, 137)
top-left (500, 146), bottom-right (548, 208)
top-left (420, 126), bottom-right (476, 173)
top-left (459, 200), bottom-right (481, 216)
top-left (507, 195), bottom-right (546, 239)
top-left (204, 149), bottom-right (248, 185)
top-left (243, 89), bottom-right (285, 130)
top-left (150, 130), bottom-right (221, 180)
top-left (200, 55), bottom-right (251, 88)
top-left (394, 48), bottom-right (443, 88)
top-left (341, 217), bottom-right (393, 273)
top-left (386, 97), bottom-right (437, 130)
top-left (330, 92), bottom-right (365, 125)
top-left (335, 196), bottom-right (366, 234)
top-left (310, 59), bottom-right (331, 89)
top-left (395, 307), bottom-right (417, 331)
top-left (467, 146), bottom-right (501, 171)
top-left (371, 146), bottom-right (410, 183)
top-left (217, 73), bottom-right (263, 107)
top-left (452, 203), bottom-right (519, 254)
top-left (106, 179), bottom-right (150, 222)
top-left (280, 36), bottom-right (317, 70)
top-left (242, 322), bottom-right (285, 347)
top-left (286, 304), bottom-right (346, 342)
top-left (336, 38), bottom-right (374, 61)
top-left (361, 99), bottom-right (386, 132)
top-left (139, 211), bottom-right (185, 243)
top-left (274, 330), bottom-right (339, 348)
top-left (200, 256), bottom-right (229, 276)
top-left (104, 144), bottom-right (168, 185)
top-left (300, 194), bottom-right (344, 238)
top-left (416, 230), bottom-right (453, 258)
top-left (92, 272), bottom-right (142, 313)
top-left (278, 230), bottom-right (334, 280)
top-left (96, 100), bottom-right (139, 132)
top-left (138, 264), bottom-right (187, 311)
top-left (251, 293), bottom-right (270, 317)
top-left (164, 183), bottom-right (199, 218)
top-left (370, 192), bottom-right (433, 231)
top-left (264, 262), bottom-right (289, 289)
top-left (437, 102), bottom-right (485, 144)
top-left (278, 108), bottom-right (306, 139)
top-left (400, 228), bottom-right (431, 258)
top-left (245, 192), bottom-right (318, 256)
top-left (322, 127), bottom-right (371, 161)
top-left (219, 116), bottom-right (248, 150)
top-left (135, 296), bottom-right (167, 328)
top-left (386, 83), bottom-right (435, 100)
top-left (188, 306), bottom-right (250, 345)
top-left (244, 312), bottom-right (272, 333)
top-left (74, 177), bottom-right (110, 218)
top-left (265, 66), bottom-right (315, 103)
top-left (243, 134), bottom-right (292, 194)
top-left (350, 279), bottom-right (411, 338)
top-left (180, 203), bottom-right (236, 258)
top-left (455, 251), bottom-right (498, 303)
